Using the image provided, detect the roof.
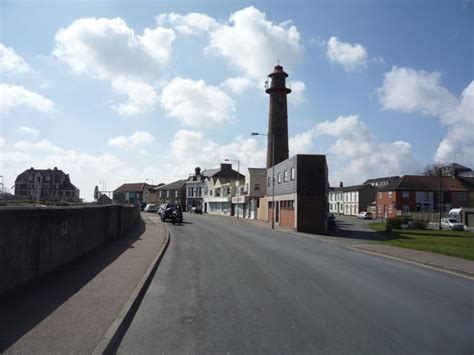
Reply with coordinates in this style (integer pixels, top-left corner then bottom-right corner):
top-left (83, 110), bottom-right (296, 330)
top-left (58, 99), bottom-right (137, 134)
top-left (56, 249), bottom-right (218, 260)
top-left (201, 164), bottom-right (245, 181)
top-left (15, 167), bottom-right (79, 191)
top-left (155, 179), bottom-right (187, 190)
top-left (342, 184), bottom-right (374, 192)
top-left (364, 176), bottom-right (400, 184)
top-left (378, 175), bottom-right (474, 192)
top-left (248, 168), bottom-right (267, 176)
top-left (114, 183), bottom-right (149, 193)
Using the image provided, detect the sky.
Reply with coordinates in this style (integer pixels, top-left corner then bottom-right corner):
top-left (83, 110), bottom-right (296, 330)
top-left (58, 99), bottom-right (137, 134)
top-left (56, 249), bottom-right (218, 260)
top-left (1, 0), bottom-right (473, 201)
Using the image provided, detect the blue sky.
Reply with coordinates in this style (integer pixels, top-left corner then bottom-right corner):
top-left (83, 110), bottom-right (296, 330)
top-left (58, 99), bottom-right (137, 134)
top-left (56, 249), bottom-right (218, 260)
top-left (1, 0), bottom-right (473, 201)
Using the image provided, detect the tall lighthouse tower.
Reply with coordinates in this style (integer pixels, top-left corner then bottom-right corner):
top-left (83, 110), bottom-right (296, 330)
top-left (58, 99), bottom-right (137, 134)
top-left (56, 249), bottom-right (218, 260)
top-left (265, 64), bottom-right (291, 169)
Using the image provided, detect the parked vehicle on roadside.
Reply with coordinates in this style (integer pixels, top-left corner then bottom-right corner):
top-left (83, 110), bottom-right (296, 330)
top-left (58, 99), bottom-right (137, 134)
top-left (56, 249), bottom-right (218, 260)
top-left (144, 203), bottom-right (157, 213)
top-left (161, 204), bottom-right (183, 223)
top-left (190, 206), bottom-right (202, 214)
top-left (157, 204), bottom-right (166, 216)
top-left (140, 202), bottom-right (147, 211)
top-left (440, 218), bottom-right (465, 231)
top-left (357, 211), bottom-right (372, 219)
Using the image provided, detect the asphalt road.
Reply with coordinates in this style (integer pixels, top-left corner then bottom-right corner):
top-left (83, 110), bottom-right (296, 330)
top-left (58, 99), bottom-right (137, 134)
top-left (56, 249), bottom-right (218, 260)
top-left (118, 213), bottom-right (473, 354)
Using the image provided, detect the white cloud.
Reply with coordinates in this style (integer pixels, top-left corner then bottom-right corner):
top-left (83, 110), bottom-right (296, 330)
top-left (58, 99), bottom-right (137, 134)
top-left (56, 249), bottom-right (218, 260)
top-left (0, 137), bottom-right (5, 147)
top-left (13, 138), bottom-right (66, 153)
top-left (326, 36), bottom-right (368, 71)
top-left (289, 80), bottom-right (306, 105)
top-left (377, 66), bottom-right (458, 117)
top-left (160, 77), bottom-right (236, 127)
top-left (169, 129), bottom-right (265, 174)
top-left (0, 84), bottom-right (55, 113)
top-left (53, 17), bottom-right (175, 81)
top-left (221, 77), bottom-right (254, 95)
top-left (107, 130), bottom-right (155, 151)
top-left (206, 6), bottom-right (303, 80)
top-left (377, 66), bottom-right (474, 167)
top-left (288, 115), bottom-right (418, 186)
top-left (52, 17), bottom-right (175, 116)
top-left (156, 12), bottom-right (217, 35)
top-left (111, 78), bottom-right (159, 115)
top-left (17, 126), bottom-right (39, 138)
top-left (0, 43), bottom-right (31, 74)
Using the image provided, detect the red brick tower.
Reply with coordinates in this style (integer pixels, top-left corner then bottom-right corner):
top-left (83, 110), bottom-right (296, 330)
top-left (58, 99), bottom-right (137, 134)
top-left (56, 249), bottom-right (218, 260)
top-left (265, 64), bottom-right (291, 169)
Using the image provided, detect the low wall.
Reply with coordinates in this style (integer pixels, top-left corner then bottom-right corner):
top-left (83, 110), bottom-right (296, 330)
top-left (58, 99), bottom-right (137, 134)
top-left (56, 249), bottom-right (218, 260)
top-left (0, 205), bottom-right (139, 295)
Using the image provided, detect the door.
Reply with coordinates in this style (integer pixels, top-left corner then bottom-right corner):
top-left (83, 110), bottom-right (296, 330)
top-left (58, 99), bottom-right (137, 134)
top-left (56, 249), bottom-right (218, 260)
top-left (275, 201), bottom-right (280, 224)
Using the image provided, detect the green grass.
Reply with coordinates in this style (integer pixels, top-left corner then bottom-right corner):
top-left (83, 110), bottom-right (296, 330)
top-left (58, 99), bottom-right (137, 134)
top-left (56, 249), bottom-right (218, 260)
top-left (368, 223), bottom-right (474, 260)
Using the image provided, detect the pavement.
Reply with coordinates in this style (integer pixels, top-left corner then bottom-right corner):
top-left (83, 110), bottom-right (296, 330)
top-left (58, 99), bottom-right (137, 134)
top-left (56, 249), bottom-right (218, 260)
top-left (0, 213), bottom-right (168, 354)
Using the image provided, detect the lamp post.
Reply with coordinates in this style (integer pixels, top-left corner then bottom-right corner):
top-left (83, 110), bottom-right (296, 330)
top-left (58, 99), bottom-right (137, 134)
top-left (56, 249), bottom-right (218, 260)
top-left (99, 179), bottom-right (107, 194)
top-left (145, 178), bottom-right (154, 185)
top-left (251, 132), bottom-right (274, 229)
top-left (225, 158), bottom-right (240, 219)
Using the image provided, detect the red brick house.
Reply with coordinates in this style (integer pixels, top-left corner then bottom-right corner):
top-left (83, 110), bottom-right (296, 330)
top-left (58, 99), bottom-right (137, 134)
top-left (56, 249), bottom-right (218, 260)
top-left (376, 175), bottom-right (474, 219)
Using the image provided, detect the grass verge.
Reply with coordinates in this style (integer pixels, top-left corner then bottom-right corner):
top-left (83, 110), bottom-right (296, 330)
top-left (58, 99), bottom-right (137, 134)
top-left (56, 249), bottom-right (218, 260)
top-left (368, 223), bottom-right (474, 260)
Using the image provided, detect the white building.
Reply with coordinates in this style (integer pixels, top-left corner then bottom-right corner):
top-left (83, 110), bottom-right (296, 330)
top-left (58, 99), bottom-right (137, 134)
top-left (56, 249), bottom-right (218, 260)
top-left (329, 187), bottom-right (344, 214)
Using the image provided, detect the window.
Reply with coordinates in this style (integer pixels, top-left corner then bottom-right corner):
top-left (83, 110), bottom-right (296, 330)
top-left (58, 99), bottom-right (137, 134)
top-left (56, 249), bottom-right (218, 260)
top-left (388, 191), bottom-right (392, 197)
top-left (277, 173), bottom-right (281, 184)
top-left (283, 170), bottom-right (288, 182)
top-left (389, 205), bottom-right (393, 213)
top-left (290, 167), bottom-right (295, 180)
top-left (166, 191), bottom-right (170, 198)
top-left (45, 175), bottom-right (51, 182)
top-left (403, 191), bottom-right (409, 198)
top-left (255, 183), bottom-right (260, 191)
top-left (175, 190), bottom-right (178, 198)
top-left (378, 192), bottom-right (382, 199)
top-left (459, 192), bottom-right (466, 201)
top-left (28, 175), bottom-right (33, 182)
top-left (403, 205), bottom-right (409, 213)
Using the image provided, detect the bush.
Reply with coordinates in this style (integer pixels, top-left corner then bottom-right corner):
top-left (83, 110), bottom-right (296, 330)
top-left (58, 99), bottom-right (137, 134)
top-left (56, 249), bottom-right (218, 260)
top-left (387, 216), bottom-right (413, 230)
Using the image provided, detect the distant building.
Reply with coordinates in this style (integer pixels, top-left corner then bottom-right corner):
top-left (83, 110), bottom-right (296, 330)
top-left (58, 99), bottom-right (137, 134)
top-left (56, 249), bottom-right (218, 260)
top-left (234, 168), bottom-right (267, 219)
top-left (329, 183), bottom-right (344, 214)
top-left (258, 154), bottom-right (328, 234)
top-left (113, 183), bottom-right (156, 205)
top-left (376, 175), bottom-right (474, 219)
top-left (202, 163), bottom-right (245, 215)
top-left (342, 184), bottom-right (376, 216)
top-left (14, 167), bottom-right (80, 202)
top-left (155, 180), bottom-right (187, 209)
top-left (185, 167), bottom-right (205, 211)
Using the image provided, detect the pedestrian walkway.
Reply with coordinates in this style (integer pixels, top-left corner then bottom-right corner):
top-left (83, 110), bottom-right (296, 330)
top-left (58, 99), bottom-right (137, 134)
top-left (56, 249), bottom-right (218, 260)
top-left (0, 214), bottom-right (167, 354)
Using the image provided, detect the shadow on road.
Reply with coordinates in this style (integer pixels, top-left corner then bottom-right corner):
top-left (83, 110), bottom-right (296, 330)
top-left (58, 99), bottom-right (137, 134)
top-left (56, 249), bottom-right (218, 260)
top-left (328, 219), bottom-right (394, 242)
top-left (0, 218), bottom-right (146, 352)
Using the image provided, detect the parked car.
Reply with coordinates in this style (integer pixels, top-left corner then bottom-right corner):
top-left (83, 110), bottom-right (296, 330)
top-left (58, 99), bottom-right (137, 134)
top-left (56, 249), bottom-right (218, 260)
top-left (144, 203), bottom-right (157, 213)
top-left (357, 211), bottom-right (372, 219)
top-left (440, 218), bottom-right (465, 231)
top-left (157, 204), bottom-right (166, 216)
top-left (161, 204), bottom-right (183, 222)
top-left (140, 202), bottom-right (147, 211)
top-left (190, 206), bottom-right (202, 214)
top-left (327, 213), bottom-right (336, 230)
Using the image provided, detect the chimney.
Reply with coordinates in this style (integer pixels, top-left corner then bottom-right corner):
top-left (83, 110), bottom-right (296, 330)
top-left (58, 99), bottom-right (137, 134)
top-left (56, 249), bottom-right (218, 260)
top-left (195, 167), bottom-right (201, 176)
top-left (339, 181), bottom-right (343, 188)
top-left (221, 163), bottom-right (232, 170)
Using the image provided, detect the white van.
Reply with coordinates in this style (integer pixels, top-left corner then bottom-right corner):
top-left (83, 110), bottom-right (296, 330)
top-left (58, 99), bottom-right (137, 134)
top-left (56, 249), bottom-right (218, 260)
top-left (144, 204), bottom-right (156, 212)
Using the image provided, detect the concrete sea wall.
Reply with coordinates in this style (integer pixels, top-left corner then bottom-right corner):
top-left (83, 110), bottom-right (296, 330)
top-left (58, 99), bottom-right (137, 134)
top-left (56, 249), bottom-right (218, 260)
top-left (0, 205), bottom-right (139, 295)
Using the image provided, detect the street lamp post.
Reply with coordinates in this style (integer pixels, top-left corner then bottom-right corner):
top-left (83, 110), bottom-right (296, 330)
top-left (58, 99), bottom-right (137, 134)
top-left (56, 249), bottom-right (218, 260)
top-left (225, 159), bottom-right (240, 219)
top-left (145, 178), bottom-right (154, 185)
top-left (251, 132), bottom-right (275, 229)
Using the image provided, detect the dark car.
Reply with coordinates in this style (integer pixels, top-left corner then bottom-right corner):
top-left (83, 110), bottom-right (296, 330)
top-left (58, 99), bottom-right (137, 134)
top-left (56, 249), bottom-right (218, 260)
top-left (161, 204), bottom-right (183, 222)
top-left (140, 202), bottom-right (147, 211)
top-left (190, 206), bottom-right (202, 214)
